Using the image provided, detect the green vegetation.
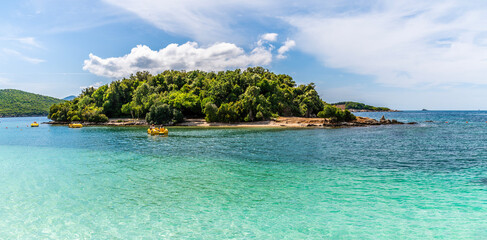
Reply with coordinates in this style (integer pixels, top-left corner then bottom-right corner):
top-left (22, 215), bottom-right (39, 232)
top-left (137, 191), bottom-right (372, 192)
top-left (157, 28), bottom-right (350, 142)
top-left (48, 67), bottom-right (355, 123)
top-left (0, 89), bottom-right (64, 117)
top-left (333, 101), bottom-right (391, 111)
top-left (318, 105), bottom-right (355, 122)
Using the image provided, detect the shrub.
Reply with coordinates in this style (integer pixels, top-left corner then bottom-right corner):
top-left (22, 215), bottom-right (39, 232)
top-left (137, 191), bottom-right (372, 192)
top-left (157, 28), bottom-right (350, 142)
top-left (203, 102), bottom-right (218, 122)
top-left (318, 105), bottom-right (355, 122)
top-left (146, 103), bottom-right (173, 124)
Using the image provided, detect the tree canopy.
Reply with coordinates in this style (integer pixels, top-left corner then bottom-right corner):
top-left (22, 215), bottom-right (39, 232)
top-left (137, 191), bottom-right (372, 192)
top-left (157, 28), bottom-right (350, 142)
top-left (49, 67), bottom-right (354, 123)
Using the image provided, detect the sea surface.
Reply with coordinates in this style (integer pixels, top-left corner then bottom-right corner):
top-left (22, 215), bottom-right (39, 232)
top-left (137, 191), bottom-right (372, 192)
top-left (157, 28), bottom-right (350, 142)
top-left (0, 111), bottom-right (486, 239)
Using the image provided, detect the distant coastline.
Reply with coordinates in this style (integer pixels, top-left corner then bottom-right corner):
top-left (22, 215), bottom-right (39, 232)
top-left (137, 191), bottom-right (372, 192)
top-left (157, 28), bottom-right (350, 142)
top-left (0, 114), bottom-right (47, 118)
top-left (347, 109), bottom-right (400, 112)
top-left (333, 101), bottom-right (398, 112)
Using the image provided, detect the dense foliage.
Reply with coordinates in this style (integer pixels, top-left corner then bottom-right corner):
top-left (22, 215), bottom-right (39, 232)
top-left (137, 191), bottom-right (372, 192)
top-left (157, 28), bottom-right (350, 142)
top-left (49, 67), bottom-right (355, 123)
top-left (333, 101), bottom-right (391, 111)
top-left (0, 89), bottom-right (64, 117)
top-left (317, 105), bottom-right (355, 122)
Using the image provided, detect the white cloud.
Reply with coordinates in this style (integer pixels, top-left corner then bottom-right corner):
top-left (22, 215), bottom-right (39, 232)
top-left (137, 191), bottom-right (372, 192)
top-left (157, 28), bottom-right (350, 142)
top-left (80, 81), bottom-right (103, 90)
top-left (287, 1), bottom-right (487, 87)
top-left (277, 39), bottom-right (296, 59)
top-left (2, 48), bottom-right (45, 64)
top-left (102, 0), bottom-right (487, 88)
top-left (102, 0), bottom-right (280, 43)
top-left (16, 37), bottom-right (42, 48)
top-left (261, 33), bottom-right (278, 42)
top-left (0, 37), bottom-right (42, 48)
top-left (83, 41), bottom-right (274, 78)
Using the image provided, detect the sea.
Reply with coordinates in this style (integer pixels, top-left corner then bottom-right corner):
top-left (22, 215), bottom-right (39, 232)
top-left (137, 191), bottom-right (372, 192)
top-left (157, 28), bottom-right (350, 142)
top-left (0, 111), bottom-right (486, 239)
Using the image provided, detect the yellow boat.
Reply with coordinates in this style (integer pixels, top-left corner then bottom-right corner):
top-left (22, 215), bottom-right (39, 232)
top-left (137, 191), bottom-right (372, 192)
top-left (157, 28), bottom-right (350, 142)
top-left (69, 123), bottom-right (83, 128)
top-left (147, 127), bottom-right (168, 136)
top-left (31, 122), bottom-right (39, 127)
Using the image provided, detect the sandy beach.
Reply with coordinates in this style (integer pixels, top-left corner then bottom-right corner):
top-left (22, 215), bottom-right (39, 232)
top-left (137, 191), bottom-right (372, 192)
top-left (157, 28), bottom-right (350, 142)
top-left (46, 116), bottom-right (412, 128)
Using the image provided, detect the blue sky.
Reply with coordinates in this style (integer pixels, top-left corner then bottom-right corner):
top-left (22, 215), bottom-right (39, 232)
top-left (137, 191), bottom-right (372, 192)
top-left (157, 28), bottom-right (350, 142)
top-left (2, 0), bottom-right (487, 110)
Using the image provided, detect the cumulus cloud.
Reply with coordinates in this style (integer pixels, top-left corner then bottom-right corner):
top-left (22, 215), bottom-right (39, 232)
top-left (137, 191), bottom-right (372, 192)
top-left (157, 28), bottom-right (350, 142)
top-left (277, 39), bottom-right (296, 59)
top-left (287, 1), bottom-right (487, 87)
top-left (261, 33), bottom-right (278, 42)
top-left (83, 41), bottom-right (274, 78)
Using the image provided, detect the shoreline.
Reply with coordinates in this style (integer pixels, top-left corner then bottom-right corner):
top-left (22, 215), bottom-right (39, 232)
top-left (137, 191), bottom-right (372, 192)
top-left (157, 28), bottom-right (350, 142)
top-left (45, 116), bottom-right (416, 128)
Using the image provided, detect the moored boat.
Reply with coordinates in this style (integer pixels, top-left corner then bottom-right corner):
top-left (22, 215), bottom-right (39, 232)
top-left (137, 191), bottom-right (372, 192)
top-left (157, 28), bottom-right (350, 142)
top-left (31, 122), bottom-right (39, 127)
top-left (147, 127), bottom-right (168, 136)
top-left (69, 123), bottom-right (83, 128)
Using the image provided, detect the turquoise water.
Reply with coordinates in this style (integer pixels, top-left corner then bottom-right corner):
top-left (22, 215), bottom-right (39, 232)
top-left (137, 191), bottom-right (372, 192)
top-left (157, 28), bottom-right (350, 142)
top-left (0, 112), bottom-right (486, 239)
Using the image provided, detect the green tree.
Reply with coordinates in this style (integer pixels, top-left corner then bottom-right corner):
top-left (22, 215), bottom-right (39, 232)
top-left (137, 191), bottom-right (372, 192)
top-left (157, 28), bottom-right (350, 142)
top-left (203, 102), bottom-right (218, 122)
top-left (145, 102), bottom-right (182, 124)
top-left (318, 105), bottom-right (355, 122)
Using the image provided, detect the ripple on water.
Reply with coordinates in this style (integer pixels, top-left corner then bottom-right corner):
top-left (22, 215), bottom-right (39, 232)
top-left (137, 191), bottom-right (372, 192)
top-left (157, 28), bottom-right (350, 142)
top-left (0, 114), bottom-right (486, 238)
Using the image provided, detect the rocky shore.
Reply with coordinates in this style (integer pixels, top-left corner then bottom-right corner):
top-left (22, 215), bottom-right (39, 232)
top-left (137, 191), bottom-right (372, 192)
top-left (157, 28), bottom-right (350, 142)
top-left (46, 115), bottom-right (415, 128)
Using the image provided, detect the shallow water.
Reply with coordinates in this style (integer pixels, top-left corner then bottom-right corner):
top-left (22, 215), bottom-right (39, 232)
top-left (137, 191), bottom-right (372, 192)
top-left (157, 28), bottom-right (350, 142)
top-left (0, 112), bottom-right (486, 239)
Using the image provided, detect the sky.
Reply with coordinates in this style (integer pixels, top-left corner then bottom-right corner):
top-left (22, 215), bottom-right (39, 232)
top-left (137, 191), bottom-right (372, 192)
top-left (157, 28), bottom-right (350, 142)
top-left (2, 0), bottom-right (487, 110)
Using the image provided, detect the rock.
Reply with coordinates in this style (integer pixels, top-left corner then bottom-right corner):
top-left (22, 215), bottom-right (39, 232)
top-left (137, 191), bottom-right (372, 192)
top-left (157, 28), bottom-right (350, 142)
top-left (380, 115), bottom-right (387, 123)
top-left (407, 122), bottom-right (418, 124)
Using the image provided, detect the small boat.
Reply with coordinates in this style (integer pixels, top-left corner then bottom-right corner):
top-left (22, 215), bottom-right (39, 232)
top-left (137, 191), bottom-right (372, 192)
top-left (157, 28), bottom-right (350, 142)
top-left (147, 127), bottom-right (168, 136)
top-left (69, 123), bottom-right (83, 128)
top-left (31, 122), bottom-right (39, 127)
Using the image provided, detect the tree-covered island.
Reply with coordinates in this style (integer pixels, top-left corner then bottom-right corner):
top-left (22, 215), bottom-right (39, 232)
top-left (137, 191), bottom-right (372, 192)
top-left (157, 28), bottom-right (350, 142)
top-left (332, 101), bottom-right (394, 112)
top-left (48, 67), bottom-right (355, 124)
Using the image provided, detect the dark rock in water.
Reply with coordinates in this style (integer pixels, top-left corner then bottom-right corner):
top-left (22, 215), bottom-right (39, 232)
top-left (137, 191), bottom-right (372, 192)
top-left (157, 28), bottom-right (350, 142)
top-left (391, 119), bottom-right (404, 124)
top-left (425, 120), bottom-right (434, 122)
top-left (375, 116), bottom-right (405, 125)
top-left (407, 122), bottom-right (418, 124)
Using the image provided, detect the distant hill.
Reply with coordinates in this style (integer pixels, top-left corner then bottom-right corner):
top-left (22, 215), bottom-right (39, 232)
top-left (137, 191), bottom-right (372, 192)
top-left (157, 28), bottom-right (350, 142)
top-left (0, 89), bottom-right (65, 117)
top-left (63, 95), bottom-right (76, 100)
top-left (332, 101), bottom-right (394, 112)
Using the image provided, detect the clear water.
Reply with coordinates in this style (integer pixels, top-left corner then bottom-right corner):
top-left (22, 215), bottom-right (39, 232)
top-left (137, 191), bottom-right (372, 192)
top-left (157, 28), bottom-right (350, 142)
top-left (0, 112), bottom-right (486, 239)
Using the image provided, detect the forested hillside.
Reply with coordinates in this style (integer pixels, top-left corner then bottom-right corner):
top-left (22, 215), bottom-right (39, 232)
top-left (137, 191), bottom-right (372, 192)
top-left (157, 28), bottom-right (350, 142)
top-left (49, 67), bottom-right (354, 123)
top-left (333, 101), bottom-right (391, 111)
top-left (0, 89), bottom-right (64, 117)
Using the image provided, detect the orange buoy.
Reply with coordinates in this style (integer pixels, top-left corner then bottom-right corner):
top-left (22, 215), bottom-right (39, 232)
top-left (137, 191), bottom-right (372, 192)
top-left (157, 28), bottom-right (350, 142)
top-left (445, 121), bottom-right (448, 123)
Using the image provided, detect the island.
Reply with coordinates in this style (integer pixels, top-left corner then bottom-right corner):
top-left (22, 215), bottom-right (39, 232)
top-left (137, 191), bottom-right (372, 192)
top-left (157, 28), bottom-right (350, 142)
top-left (48, 67), bottom-right (409, 127)
top-left (332, 101), bottom-right (398, 112)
